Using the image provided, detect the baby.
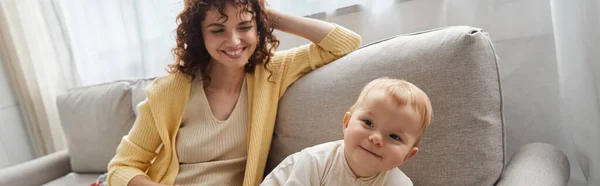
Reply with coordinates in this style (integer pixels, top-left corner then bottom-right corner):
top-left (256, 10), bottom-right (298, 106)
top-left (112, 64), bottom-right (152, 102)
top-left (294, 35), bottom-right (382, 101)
top-left (261, 77), bottom-right (433, 186)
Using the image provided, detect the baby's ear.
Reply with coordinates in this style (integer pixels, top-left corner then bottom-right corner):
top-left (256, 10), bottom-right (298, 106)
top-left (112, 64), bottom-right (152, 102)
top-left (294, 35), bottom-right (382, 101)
top-left (404, 147), bottom-right (419, 162)
top-left (343, 112), bottom-right (351, 129)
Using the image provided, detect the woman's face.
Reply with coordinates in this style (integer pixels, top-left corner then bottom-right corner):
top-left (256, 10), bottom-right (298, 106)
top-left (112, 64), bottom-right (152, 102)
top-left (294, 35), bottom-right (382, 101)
top-left (202, 3), bottom-right (258, 69)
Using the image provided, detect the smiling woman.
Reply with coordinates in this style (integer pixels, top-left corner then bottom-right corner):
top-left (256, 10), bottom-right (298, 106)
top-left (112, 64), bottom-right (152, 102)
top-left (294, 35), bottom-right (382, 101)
top-left (202, 8), bottom-right (257, 64)
top-left (169, 0), bottom-right (278, 80)
top-left (106, 0), bottom-right (361, 186)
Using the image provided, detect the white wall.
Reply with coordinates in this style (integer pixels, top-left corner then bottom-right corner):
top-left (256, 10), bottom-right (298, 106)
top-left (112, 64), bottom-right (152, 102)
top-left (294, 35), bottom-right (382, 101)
top-left (0, 56), bottom-right (35, 169)
top-left (273, 0), bottom-right (585, 185)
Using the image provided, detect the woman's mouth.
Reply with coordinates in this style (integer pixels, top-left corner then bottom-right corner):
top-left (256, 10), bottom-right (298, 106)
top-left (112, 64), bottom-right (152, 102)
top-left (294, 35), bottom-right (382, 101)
top-left (220, 47), bottom-right (246, 59)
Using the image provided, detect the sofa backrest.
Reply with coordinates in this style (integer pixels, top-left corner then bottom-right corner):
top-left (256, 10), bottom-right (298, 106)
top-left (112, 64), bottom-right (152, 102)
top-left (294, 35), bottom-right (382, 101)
top-left (56, 78), bottom-right (153, 173)
top-left (267, 26), bottom-right (504, 185)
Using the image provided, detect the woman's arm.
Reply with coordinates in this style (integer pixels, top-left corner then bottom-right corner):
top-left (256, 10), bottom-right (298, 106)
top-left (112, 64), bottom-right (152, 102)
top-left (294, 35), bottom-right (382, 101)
top-left (107, 100), bottom-right (163, 186)
top-left (268, 10), bottom-right (335, 43)
top-left (266, 10), bottom-right (362, 97)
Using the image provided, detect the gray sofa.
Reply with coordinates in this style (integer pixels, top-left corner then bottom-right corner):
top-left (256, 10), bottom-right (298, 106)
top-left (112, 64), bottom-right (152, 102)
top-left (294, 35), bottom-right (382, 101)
top-left (0, 26), bottom-right (570, 186)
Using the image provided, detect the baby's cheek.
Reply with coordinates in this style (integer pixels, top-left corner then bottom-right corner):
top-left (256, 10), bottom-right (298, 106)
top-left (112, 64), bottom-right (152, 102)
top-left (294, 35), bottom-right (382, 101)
top-left (349, 128), bottom-right (367, 139)
top-left (391, 147), bottom-right (409, 161)
top-left (344, 128), bottom-right (358, 140)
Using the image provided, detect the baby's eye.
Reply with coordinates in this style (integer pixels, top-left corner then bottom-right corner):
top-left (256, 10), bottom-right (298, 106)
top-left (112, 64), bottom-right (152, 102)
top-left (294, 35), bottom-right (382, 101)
top-left (362, 120), bottom-right (373, 127)
top-left (390, 134), bottom-right (402, 141)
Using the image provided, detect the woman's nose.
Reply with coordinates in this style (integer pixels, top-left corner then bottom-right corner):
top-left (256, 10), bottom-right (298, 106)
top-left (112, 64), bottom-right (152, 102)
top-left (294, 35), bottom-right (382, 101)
top-left (225, 31), bottom-right (241, 46)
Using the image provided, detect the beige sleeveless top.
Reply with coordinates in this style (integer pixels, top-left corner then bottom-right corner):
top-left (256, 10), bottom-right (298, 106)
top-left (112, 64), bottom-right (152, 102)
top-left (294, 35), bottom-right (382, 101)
top-left (174, 77), bottom-right (248, 186)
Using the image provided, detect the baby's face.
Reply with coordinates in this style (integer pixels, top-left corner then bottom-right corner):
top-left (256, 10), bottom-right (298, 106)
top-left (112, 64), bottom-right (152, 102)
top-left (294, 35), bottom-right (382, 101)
top-left (343, 88), bottom-right (422, 177)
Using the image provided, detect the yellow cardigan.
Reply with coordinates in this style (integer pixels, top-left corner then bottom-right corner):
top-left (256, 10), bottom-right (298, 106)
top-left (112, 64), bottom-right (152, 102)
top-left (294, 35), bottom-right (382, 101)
top-left (107, 25), bottom-right (361, 186)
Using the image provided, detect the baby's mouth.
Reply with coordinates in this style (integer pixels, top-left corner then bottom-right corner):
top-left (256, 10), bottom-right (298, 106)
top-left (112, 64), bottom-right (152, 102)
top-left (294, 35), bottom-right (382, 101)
top-left (360, 146), bottom-right (382, 158)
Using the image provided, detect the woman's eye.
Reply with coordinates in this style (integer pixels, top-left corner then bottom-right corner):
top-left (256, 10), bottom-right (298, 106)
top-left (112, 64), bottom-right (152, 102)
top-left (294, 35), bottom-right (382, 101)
top-left (390, 134), bottom-right (402, 141)
top-left (239, 26), bottom-right (253, 31)
top-left (362, 120), bottom-right (373, 127)
top-left (210, 29), bottom-right (224, 34)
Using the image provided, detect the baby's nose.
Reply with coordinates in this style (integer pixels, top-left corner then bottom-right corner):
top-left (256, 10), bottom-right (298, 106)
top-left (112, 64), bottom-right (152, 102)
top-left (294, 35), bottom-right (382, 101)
top-left (368, 134), bottom-right (383, 146)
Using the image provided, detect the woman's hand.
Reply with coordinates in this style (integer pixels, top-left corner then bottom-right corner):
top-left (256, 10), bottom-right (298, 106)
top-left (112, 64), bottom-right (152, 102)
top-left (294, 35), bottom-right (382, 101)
top-left (128, 175), bottom-right (169, 186)
top-left (267, 9), bottom-right (336, 43)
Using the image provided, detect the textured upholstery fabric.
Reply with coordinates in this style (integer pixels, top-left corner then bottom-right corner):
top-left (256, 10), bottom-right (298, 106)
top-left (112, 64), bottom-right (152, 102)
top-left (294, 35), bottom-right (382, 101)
top-left (268, 26), bottom-right (504, 185)
top-left (56, 81), bottom-right (134, 172)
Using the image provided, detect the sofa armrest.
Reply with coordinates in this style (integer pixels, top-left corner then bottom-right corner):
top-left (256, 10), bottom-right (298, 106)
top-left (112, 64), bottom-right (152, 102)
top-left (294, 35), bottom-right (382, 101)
top-left (0, 149), bottom-right (71, 185)
top-left (496, 143), bottom-right (570, 186)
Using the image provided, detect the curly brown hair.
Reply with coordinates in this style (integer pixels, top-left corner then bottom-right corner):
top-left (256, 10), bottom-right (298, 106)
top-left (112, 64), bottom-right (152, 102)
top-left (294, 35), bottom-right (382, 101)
top-left (169, 0), bottom-right (279, 79)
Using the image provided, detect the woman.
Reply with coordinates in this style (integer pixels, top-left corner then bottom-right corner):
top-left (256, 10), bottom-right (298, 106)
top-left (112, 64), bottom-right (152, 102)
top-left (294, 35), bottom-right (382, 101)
top-left (107, 0), bottom-right (361, 185)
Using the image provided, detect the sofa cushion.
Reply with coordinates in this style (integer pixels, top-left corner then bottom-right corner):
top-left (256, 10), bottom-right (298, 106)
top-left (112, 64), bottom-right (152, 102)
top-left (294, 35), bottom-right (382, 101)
top-left (57, 81), bottom-right (134, 173)
top-left (268, 26), bottom-right (503, 185)
top-left (128, 78), bottom-right (155, 116)
top-left (42, 173), bottom-right (102, 186)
